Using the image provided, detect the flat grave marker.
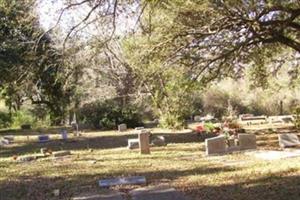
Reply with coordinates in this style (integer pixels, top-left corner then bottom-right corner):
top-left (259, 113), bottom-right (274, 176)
top-left (130, 185), bottom-right (188, 200)
top-left (99, 176), bottom-right (146, 187)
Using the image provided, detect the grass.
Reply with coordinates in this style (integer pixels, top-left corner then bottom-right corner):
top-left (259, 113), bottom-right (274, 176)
top-left (1, 126), bottom-right (300, 200)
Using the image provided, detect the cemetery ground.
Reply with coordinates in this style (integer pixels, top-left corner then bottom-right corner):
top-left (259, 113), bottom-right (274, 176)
top-left (1, 125), bottom-right (300, 200)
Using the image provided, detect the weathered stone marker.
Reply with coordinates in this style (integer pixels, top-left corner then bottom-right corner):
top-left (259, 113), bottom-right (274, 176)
top-left (139, 131), bottom-right (150, 154)
top-left (194, 115), bottom-right (201, 122)
top-left (3, 135), bottom-right (14, 142)
top-left (278, 133), bottom-right (300, 148)
top-left (128, 138), bottom-right (139, 149)
top-left (118, 124), bottom-right (127, 132)
top-left (151, 136), bottom-right (166, 146)
top-left (238, 134), bottom-right (256, 150)
top-left (205, 136), bottom-right (226, 155)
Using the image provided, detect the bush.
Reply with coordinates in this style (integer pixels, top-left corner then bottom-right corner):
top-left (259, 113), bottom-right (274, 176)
top-left (11, 111), bottom-right (35, 129)
top-left (293, 106), bottom-right (300, 129)
top-left (0, 111), bottom-right (12, 129)
top-left (159, 113), bottom-right (187, 130)
top-left (78, 100), bottom-right (143, 129)
top-left (204, 122), bottom-right (215, 132)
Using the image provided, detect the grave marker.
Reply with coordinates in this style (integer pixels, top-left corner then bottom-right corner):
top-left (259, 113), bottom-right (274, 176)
top-left (128, 138), bottom-right (139, 149)
top-left (139, 131), bottom-right (150, 154)
top-left (238, 134), bottom-right (256, 150)
top-left (99, 176), bottom-right (146, 187)
top-left (118, 124), bottom-right (127, 132)
top-left (151, 136), bottom-right (166, 146)
top-left (278, 134), bottom-right (300, 148)
top-left (205, 136), bottom-right (226, 155)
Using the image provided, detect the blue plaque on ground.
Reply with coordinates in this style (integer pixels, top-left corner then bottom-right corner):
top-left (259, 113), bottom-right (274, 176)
top-left (99, 176), bottom-right (146, 187)
top-left (38, 135), bottom-right (49, 143)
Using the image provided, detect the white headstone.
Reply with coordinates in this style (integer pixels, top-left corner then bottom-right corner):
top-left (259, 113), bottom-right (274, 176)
top-left (128, 138), bottom-right (139, 149)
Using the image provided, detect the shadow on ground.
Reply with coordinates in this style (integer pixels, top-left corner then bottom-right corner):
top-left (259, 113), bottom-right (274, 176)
top-left (0, 165), bottom-right (237, 200)
top-left (0, 131), bottom-right (205, 157)
top-left (1, 168), bottom-right (300, 200)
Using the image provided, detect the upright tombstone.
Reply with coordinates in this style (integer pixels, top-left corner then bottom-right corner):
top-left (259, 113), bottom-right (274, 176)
top-left (60, 129), bottom-right (68, 140)
top-left (128, 138), bottom-right (140, 149)
top-left (278, 133), bottom-right (300, 148)
top-left (139, 131), bottom-right (150, 154)
top-left (238, 134), bottom-right (256, 150)
top-left (205, 136), bottom-right (226, 155)
top-left (118, 123), bottom-right (127, 132)
top-left (194, 115), bottom-right (202, 122)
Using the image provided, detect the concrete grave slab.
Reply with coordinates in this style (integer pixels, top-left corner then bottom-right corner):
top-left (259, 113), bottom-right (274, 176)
top-left (130, 185), bottom-right (188, 200)
top-left (17, 155), bottom-right (37, 162)
top-left (99, 176), bottom-right (146, 187)
top-left (238, 134), bottom-right (256, 150)
top-left (72, 190), bottom-right (124, 200)
top-left (128, 138), bottom-right (139, 149)
top-left (278, 133), bottom-right (300, 148)
top-left (205, 136), bottom-right (226, 155)
top-left (52, 150), bottom-right (71, 157)
top-left (246, 150), bottom-right (300, 160)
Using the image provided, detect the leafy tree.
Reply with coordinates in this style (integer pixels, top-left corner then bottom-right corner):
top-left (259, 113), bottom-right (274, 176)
top-left (0, 0), bottom-right (74, 125)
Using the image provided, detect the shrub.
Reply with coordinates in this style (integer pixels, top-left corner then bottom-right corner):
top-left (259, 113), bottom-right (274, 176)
top-left (204, 122), bottom-right (215, 132)
top-left (293, 106), bottom-right (300, 129)
top-left (159, 113), bottom-right (187, 130)
top-left (11, 110), bottom-right (35, 128)
top-left (0, 111), bottom-right (12, 129)
top-left (78, 99), bottom-right (143, 129)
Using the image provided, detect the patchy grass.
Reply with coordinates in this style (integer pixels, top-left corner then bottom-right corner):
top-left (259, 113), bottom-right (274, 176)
top-left (1, 127), bottom-right (300, 200)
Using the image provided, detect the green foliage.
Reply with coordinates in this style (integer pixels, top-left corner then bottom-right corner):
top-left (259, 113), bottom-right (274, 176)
top-left (78, 100), bottom-right (143, 129)
top-left (293, 106), bottom-right (300, 129)
top-left (0, 111), bottom-right (11, 128)
top-left (11, 110), bottom-right (35, 128)
top-left (204, 122), bottom-right (215, 133)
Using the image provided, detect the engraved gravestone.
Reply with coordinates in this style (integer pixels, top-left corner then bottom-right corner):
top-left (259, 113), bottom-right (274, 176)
top-left (205, 136), bottom-right (226, 155)
top-left (238, 134), bottom-right (256, 150)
